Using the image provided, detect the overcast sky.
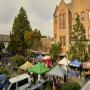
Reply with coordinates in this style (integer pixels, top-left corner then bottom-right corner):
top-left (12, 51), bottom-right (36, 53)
top-left (0, 0), bottom-right (71, 37)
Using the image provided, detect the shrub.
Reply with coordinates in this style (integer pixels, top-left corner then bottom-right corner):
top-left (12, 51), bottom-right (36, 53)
top-left (0, 67), bottom-right (9, 76)
top-left (10, 55), bottom-right (25, 67)
top-left (61, 82), bottom-right (81, 90)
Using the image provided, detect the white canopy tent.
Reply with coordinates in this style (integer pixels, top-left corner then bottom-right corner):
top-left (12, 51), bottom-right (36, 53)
top-left (58, 57), bottom-right (70, 70)
top-left (58, 57), bottom-right (70, 66)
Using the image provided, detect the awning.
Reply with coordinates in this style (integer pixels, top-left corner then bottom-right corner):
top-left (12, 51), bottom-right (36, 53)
top-left (46, 65), bottom-right (65, 78)
top-left (19, 61), bottom-right (33, 70)
top-left (69, 59), bottom-right (81, 67)
top-left (83, 61), bottom-right (90, 69)
top-left (58, 57), bottom-right (70, 66)
top-left (28, 62), bottom-right (49, 74)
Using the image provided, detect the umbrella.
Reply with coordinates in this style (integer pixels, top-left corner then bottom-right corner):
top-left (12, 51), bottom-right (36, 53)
top-left (28, 62), bottom-right (49, 74)
top-left (69, 59), bottom-right (81, 67)
top-left (19, 61), bottom-right (33, 70)
top-left (46, 65), bottom-right (65, 78)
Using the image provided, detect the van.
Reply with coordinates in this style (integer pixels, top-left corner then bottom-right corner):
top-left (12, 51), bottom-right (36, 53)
top-left (3, 74), bottom-right (31, 90)
top-left (0, 74), bottom-right (7, 89)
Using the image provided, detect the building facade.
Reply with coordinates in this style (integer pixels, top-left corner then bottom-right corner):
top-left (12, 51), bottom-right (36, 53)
top-left (54, 0), bottom-right (90, 54)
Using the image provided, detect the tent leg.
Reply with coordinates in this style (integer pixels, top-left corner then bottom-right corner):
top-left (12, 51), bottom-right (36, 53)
top-left (38, 74), bottom-right (41, 82)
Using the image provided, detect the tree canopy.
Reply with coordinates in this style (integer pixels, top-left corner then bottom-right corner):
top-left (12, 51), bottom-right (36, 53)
top-left (7, 7), bottom-right (42, 55)
top-left (68, 15), bottom-right (87, 61)
top-left (49, 42), bottom-right (61, 62)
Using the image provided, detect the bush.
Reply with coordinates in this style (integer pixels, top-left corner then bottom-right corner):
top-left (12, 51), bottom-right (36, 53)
top-left (61, 82), bottom-right (81, 90)
top-left (0, 67), bottom-right (9, 76)
top-left (10, 55), bottom-right (25, 67)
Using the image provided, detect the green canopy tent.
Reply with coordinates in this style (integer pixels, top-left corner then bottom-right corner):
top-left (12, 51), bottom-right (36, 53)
top-left (28, 62), bottom-right (49, 81)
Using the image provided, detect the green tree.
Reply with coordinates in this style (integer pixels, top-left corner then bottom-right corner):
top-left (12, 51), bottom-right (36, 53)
top-left (24, 29), bottom-right (42, 50)
top-left (49, 42), bottom-right (61, 62)
top-left (0, 67), bottom-right (9, 76)
top-left (7, 7), bottom-right (32, 54)
top-left (10, 55), bottom-right (25, 67)
top-left (68, 15), bottom-right (87, 61)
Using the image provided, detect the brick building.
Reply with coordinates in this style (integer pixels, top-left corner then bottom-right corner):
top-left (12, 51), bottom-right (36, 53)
top-left (54, 0), bottom-right (90, 55)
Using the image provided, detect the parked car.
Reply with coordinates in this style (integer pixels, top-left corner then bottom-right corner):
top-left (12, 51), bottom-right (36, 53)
top-left (3, 74), bottom-right (32, 90)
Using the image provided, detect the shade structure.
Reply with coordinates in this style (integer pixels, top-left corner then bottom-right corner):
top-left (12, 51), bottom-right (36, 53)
top-left (83, 61), bottom-right (90, 69)
top-left (69, 59), bottom-right (81, 67)
top-left (28, 62), bottom-right (49, 74)
top-left (35, 55), bottom-right (43, 60)
top-left (46, 65), bottom-right (65, 78)
top-left (19, 61), bottom-right (33, 70)
top-left (41, 55), bottom-right (52, 67)
top-left (58, 57), bottom-right (70, 66)
top-left (42, 55), bottom-right (51, 60)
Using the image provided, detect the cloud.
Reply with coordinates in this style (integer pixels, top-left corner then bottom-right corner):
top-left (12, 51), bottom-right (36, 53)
top-left (0, 0), bottom-right (71, 36)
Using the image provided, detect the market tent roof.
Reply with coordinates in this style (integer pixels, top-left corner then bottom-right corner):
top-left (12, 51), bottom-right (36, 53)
top-left (28, 62), bottom-right (49, 74)
top-left (19, 61), bottom-right (33, 70)
top-left (42, 55), bottom-right (51, 60)
top-left (46, 65), bottom-right (65, 78)
top-left (58, 57), bottom-right (70, 65)
top-left (83, 61), bottom-right (90, 69)
top-left (35, 55), bottom-right (43, 60)
top-left (69, 59), bottom-right (81, 67)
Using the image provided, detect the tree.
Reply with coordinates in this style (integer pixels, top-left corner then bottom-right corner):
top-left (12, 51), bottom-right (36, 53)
top-left (10, 55), bottom-right (25, 67)
top-left (68, 15), bottom-right (87, 61)
top-left (49, 42), bottom-right (61, 62)
top-left (7, 7), bottom-right (32, 54)
top-left (0, 67), bottom-right (9, 76)
top-left (24, 29), bottom-right (42, 50)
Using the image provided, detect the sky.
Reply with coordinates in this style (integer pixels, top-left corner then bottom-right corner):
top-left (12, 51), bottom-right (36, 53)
top-left (0, 0), bottom-right (71, 37)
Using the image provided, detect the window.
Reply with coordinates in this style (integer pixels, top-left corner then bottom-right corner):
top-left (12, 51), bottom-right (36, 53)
top-left (54, 18), bottom-right (57, 24)
top-left (54, 33), bottom-right (57, 40)
top-left (74, 13), bottom-right (77, 19)
top-left (60, 36), bottom-right (62, 46)
top-left (88, 29), bottom-right (90, 40)
top-left (59, 15), bottom-right (62, 29)
top-left (63, 14), bottom-right (66, 29)
top-left (81, 12), bottom-right (85, 20)
top-left (10, 83), bottom-right (16, 90)
top-left (18, 78), bottom-right (28, 87)
top-left (88, 11), bottom-right (90, 19)
top-left (63, 36), bottom-right (66, 46)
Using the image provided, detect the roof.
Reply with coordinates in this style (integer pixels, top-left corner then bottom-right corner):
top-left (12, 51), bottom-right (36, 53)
top-left (9, 74), bottom-right (30, 83)
top-left (0, 34), bottom-right (10, 42)
top-left (54, 0), bottom-right (71, 16)
top-left (46, 65), bottom-right (65, 78)
top-left (69, 59), bottom-right (81, 67)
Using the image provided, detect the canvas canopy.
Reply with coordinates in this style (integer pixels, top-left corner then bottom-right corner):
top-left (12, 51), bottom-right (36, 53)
top-left (28, 62), bottom-right (49, 74)
top-left (58, 57), bottom-right (70, 66)
top-left (35, 55), bottom-right (43, 60)
top-left (19, 61), bottom-right (33, 70)
top-left (42, 55), bottom-right (51, 60)
top-left (83, 61), bottom-right (90, 69)
top-left (46, 65), bottom-right (65, 78)
top-left (69, 59), bottom-right (81, 67)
